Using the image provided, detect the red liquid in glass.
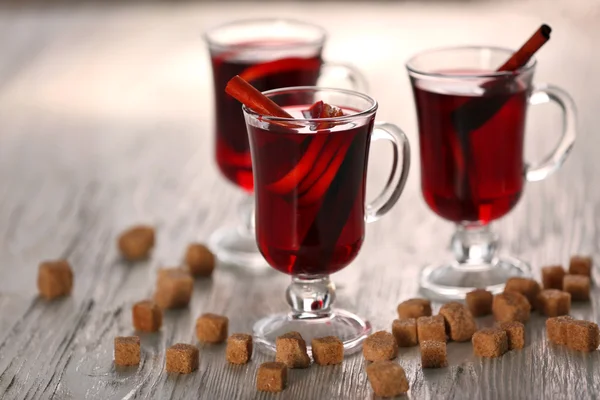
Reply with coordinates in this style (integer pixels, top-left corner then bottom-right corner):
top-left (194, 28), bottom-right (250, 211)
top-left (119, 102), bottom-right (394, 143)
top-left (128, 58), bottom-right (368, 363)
top-left (211, 43), bottom-right (322, 191)
top-left (248, 106), bottom-right (374, 275)
top-left (413, 72), bottom-right (528, 223)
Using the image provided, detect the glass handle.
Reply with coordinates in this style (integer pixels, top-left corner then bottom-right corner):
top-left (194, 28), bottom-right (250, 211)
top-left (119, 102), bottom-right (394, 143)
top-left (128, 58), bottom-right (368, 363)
top-left (525, 84), bottom-right (577, 182)
top-left (365, 122), bottom-right (411, 223)
top-left (320, 62), bottom-right (369, 93)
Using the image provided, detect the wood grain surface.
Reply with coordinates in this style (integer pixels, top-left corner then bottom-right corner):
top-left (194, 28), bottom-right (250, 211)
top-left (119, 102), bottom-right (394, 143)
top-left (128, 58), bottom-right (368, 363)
top-left (0, 0), bottom-right (599, 399)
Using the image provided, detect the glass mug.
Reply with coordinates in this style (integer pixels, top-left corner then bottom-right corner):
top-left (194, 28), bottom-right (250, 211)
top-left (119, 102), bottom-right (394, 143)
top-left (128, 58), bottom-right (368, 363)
top-left (406, 46), bottom-right (577, 299)
top-left (204, 18), bottom-right (367, 270)
top-left (244, 87), bottom-right (410, 353)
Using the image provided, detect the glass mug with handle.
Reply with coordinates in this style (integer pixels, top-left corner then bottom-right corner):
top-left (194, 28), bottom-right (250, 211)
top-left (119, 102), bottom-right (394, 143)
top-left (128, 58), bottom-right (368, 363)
top-left (204, 18), bottom-right (368, 270)
top-left (406, 46), bottom-right (577, 299)
top-left (244, 86), bottom-right (410, 353)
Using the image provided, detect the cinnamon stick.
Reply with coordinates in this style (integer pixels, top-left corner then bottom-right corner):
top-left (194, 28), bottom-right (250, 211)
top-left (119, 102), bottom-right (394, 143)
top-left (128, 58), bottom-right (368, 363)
top-left (240, 57), bottom-right (321, 83)
top-left (225, 75), bottom-right (293, 118)
top-left (497, 24), bottom-right (551, 72)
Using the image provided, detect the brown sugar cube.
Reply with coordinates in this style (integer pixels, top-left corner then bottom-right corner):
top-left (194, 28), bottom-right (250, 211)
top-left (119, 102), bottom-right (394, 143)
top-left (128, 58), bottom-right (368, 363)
top-left (563, 275), bottom-right (590, 301)
top-left (196, 313), bottom-right (229, 344)
top-left (397, 298), bottom-right (432, 319)
top-left (504, 277), bottom-right (541, 309)
top-left (37, 260), bottom-right (74, 300)
top-left (569, 256), bottom-right (592, 277)
top-left (537, 289), bottom-right (571, 317)
top-left (311, 336), bottom-right (344, 365)
top-left (132, 300), bottom-right (162, 332)
top-left (472, 328), bottom-right (508, 358)
top-left (114, 336), bottom-right (140, 366)
top-left (184, 243), bottom-right (216, 277)
top-left (166, 343), bottom-right (199, 374)
top-left (392, 318), bottom-right (418, 347)
top-left (153, 268), bottom-right (193, 309)
top-left (363, 331), bottom-right (398, 362)
top-left (566, 320), bottom-right (600, 352)
top-left (417, 315), bottom-right (447, 343)
top-left (439, 302), bottom-right (477, 342)
top-left (541, 265), bottom-right (565, 290)
top-left (226, 333), bottom-right (253, 365)
top-left (546, 316), bottom-right (574, 345)
top-left (466, 289), bottom-right (493, 317)
top-left (420, 340), bottom-right (448, 368)
top-left (492, 291), bottom-right (531, 323)
top-left (256, 362), bottom-right (287, 392)
top-left (118, 225), bottom-right (155, 261)
top-left (276, 331), bottom-right (311, 368)
top-left (366, 361), bottom-right (409, 397)
top-left (497, 321), bottom-right (525, 350)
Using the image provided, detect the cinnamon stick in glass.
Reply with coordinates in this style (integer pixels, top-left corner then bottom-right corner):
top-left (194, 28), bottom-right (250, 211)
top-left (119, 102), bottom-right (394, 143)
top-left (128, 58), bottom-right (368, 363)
top-left (450, 24), bottom-right (551, 202)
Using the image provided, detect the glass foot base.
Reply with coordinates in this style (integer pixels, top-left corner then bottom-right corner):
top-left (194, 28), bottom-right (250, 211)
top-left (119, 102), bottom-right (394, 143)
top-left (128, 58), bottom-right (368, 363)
top-left (208, 226), bottom-right (269, 272)
top-left (419, 256), bottom-right (531, 300)
top-left (253, 309), bottom-right (372, 355)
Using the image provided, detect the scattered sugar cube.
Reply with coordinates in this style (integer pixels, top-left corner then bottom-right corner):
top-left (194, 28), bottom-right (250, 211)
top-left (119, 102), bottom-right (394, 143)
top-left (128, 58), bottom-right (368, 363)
top-left (166, 343), bottom-right (199, 374)
top-left (196, 313), bottom-right (229, 344)
top-left (420, 340), bottom-right (448, 368)
top-left (256, 362), bottom-right (287, 392)
top-left (563, 274), bottom-right (590, 301)
top-left (566, 320), bottom-right (600, 352)
top-left (392, 318), bottom-right (418, 347)
top-left (37, 260), bottom-right (74, 300)
top-left (185, 243), bottom-right (216, 277)
top-left (546, 316), bottom-right (574, 346)
top-left (132, 300), bottom-right (162, 332)
top-left (276, 331), bottom-right (311, 368)
top-left (114, 336), bottom-right (140, 366)
top-left (417, 315), bottom-right (447, 343)
top-left (118, 225), bottom-right (155, 261)
top-left (504, 277), bottom-right (541, 309)
top-left (497, 321), bottom-right (525, 350)
top-left (537, 289), bottom-right (571, 317)
top-left (541, 265), bottom-right (565, 290)
top-left (397, 298), bottom-right (432, 319)
top-left (226, 333), bottom-right (253, 365)
top-left (439, 302), bottom-right (477, 342)
top-left (472, 328), bottom-right (508, 358)
top-left (492, 292), bottom-right (531, 323)
top-left (311, 336), bottom-right (344, 365)
top-left (153, 268), bottom-right (194, 309)
top-left (366, 361), bottom-right (409, 397)
top-left (466, 289), bottom-right (493, 317)
top-left (363, 331), bottom-right (398, 362)
top-left (569, 256), bottom-right (592, 277)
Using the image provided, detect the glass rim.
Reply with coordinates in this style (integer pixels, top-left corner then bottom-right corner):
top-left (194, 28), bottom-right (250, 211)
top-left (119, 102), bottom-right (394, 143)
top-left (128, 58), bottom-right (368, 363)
top-left (203, 18), bottom-right (327, 51)
top-left (405, 45), bottom-right (537, 79)
top-left (242, 86), bottom-right (378, 124)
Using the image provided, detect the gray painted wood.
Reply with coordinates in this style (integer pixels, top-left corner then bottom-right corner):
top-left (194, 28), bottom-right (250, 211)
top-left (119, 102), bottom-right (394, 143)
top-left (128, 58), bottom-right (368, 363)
top-left (0, 1), bottom-right (599, 399)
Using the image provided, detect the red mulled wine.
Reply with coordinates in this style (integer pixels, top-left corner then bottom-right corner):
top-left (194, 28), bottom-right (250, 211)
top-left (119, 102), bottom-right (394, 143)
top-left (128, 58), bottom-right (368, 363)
top-left (248, 106), bottom-right (374, 275)
top-left (412, 72), bottom-right (529, 223)
top-left (211, 43), bottom-right (322, 191)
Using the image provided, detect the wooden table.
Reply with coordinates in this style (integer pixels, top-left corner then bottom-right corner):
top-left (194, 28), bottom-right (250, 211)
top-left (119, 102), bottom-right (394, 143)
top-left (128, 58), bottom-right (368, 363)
top-left (0, 1), bottom-right (599, 398)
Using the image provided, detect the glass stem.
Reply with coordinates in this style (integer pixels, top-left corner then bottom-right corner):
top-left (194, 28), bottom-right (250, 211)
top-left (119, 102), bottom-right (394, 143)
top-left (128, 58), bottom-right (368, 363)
top-left (237, 194), bottom-right (255, 238)
top-left (286, 275), bottom-right (336, 319)
top-left (451, 222), bottom-right (499, 265)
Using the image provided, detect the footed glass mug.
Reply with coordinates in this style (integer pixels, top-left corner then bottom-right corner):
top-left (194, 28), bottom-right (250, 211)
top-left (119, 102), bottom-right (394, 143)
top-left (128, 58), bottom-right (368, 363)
top-left (406, 46), bottom-right (577, 299)
top-left (204, 18), bottom-right (367, 270)
top-left (244, 87), bottom-right (411, 353)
